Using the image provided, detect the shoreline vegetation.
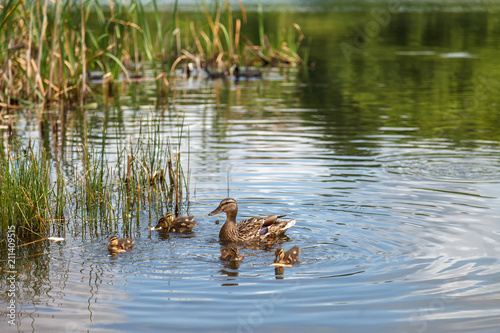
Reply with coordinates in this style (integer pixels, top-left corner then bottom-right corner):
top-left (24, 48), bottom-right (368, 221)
top-left (0, 116), bottom-right (187, 238)
top-left (0, 0), bottom-right (307, 109)
top-left (0, 0), bottom-right (307, 238)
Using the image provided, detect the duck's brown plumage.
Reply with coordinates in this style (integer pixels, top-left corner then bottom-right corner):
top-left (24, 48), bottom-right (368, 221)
top-left (154, 212), bottom-right (197, 233)
top-left (208, 198), bottom-right (296, 243)
top-left (220, 244), bottom-right (244, 261)
top-left (107, 235), bottom-right (134, 253)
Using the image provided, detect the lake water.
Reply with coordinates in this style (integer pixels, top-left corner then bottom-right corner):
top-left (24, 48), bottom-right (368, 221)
top-left (2, 1), bottom-right (500, 332)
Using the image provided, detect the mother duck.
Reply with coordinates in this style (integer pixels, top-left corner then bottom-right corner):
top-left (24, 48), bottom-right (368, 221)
top-left (209, 198), bottom-right (296, 243)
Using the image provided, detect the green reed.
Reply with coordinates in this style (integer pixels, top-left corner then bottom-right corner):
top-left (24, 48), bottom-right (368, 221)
top-left (0, 116), bottom-right (187, 238)
top-left (0, 0), bottom-right (307, 107)
top-left (252, 4), bottom-right (307, 66)
top-left (165, 0), bottom-right (308, 75)
top-left (0, 0), bottom-right (166, 106)
top-left (0, 140), bottom-right (63, 238)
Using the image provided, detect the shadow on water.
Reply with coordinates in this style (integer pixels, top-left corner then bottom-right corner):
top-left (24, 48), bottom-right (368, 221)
top-left (2, 2), bottom-right (500, 332)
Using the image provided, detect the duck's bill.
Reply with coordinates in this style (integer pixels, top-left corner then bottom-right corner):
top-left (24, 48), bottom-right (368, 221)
top-left (149, 226), bottom-right (162, 230)
top-left (208, 206), bottom-right (222, 216)
top-left (47, 237), bottom-right (65, 242)
top-left (271, 263), bottom-right (292, 268)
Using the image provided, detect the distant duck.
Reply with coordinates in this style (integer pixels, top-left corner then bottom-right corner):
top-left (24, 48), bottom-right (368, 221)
top-left (232, 65), bottom-right (262, 80)
top-left (220, 244), bottom-right (244, 261)
top-left (107, 235), bottom-right (134, 253)
top-left (86, 71), bottom-right (106, 82)
top-left (208, 198), bottom-right (296, 243)
top-left (274, 245), bottom-right (300, 265)
top-left (153, 212), bottom-right (197, 233)
top-left (185, 62), bottom-right (194, 78)
top-left (203, 67), bottom-right (229, 79)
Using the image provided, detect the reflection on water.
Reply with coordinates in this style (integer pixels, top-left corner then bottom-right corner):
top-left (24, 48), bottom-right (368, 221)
top-left (2, 2), bottom-right (500, 332)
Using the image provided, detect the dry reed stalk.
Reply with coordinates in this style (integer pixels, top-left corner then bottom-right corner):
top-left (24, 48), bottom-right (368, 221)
top-left (80, 0), bottom-right (86, 107)
top-left (25, 5), bottom-right (34, 97)
top-left (47, 0), bottom-right (61, 102)
top-left (175, 11), bottom-right (181, 55)
top-left (237, 0), bottom-right (247, 23)
top-left (36, 0), bottom-right (50, 100)
top-left (241, 35), bottom-right (270, 64)
top-left (7, 41), bottom-right (13, 106)
top-left (264, 35), bottom-right (274, 59)
top-left (170, 54), bottom-right (188, 72)
top-left (235, 19), bottom-right (241, 52)
top-left (202, 1), bottom-right (224, 59)
top-left (31, 58), bottom-right (46, 96)
top-left (127, 153), bottom-right (131, 181)
top-left (190, 21), bottom-right (204, 57)
top-left (226, 1), bottom-right (234, 58)
top-left (293, 23), bottom-right (305, 44)
top-left (167, 157), bottom-right (179, 214)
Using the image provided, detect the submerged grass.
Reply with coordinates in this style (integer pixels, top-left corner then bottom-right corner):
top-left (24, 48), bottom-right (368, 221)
top-left (0, 115), bottom-right (187, 239)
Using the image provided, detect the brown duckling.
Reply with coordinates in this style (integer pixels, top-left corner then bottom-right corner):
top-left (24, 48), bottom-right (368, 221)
top-left (153, 212), bottom-right (197, 233)
top-left (220, 244), bottom-right (244, 261)
top-left (107, 235), bottom-right (134, 253)
top-left (272, 245), bottom-right (300, 267)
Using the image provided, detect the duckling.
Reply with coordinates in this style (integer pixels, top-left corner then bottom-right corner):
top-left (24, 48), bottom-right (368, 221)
top-left (232, 65), bottom-right (262, 80)
top-left (209, 198), bottom-right (295, 243)
top-left (203, 67), bottom-right (228, 80)
top-left (107, 235), bottom-right (134, 253)
top-left (153, 212), bottom-right (197, 233)
top-left (220, 244), bottom-right (244, 261)
top-left (273, 245), bottom-right (300, 266)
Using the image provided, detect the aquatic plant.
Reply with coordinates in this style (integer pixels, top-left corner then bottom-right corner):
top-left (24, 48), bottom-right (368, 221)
top-left (0, 115), bottom-right (188, 238)
top-left (169, 0), bottom-right (307, 73)
top-left (0, 0), bottom-right (168, 107)
top-left (244, 4), bottom-right (306, 66)
top-left (0, 0), bottom-right (307, 108)
top-left (0, 140), bottom-right (63, 238)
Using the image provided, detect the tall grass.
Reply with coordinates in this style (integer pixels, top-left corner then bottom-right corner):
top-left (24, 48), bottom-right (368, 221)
top-left (0, 140), bottom-right (63, 238)
top-left (169, 0), bottom-right (306, 73)
top-left (0, 0), bottom-right (168, 107)
top-left (0, 0), bottom-right (307, 108)
top-left (0, 115), bottom-right (187, 239)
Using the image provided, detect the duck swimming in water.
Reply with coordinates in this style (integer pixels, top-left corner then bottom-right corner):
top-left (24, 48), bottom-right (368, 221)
top-left (220, 244), bottom-right (244, 261)
top-left (208, 198), bottom-right (295, 243)
top-left (232, 65), bottom-right (262, 80)
top-left (153, 212), bottom-right (197, 233)
top-left (273, 245), bottom-right (300, 266)
top-left (106, 235), bottom-right (134, 253)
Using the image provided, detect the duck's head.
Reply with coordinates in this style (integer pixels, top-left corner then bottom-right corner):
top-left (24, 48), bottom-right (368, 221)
top-left (229, 245), bottom-right (243, 261)
top-left (107, 236), bottom-right (119, 247)
top-left (221, 244), bottom-right (244, 261)
top-left (155, 212), bottom-right (174, 229)
top-left (274, 247), bottom-right (285, 263)
top-left (209, 198), bottom-right (238, 216)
